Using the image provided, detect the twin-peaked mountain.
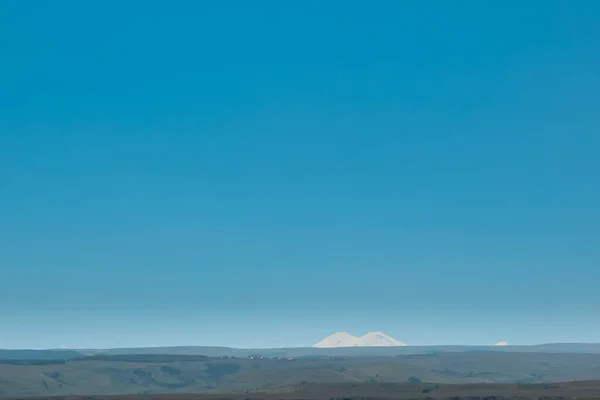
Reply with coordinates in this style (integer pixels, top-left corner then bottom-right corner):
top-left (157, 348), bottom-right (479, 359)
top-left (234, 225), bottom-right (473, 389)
top-left (313, 331), bottom-right (407, 348)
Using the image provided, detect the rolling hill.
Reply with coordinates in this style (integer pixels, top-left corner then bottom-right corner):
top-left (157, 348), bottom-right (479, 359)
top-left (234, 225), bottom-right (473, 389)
top-left (6, 381), bottom-right (600, 400)
top-left (3, 352), bottom-right (600, 397)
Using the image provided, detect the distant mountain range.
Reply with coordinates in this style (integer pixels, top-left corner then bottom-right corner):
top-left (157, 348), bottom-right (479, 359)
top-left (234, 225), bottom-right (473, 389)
top-left (4, 343), bottom-right (600, 362)
top-left (314, 331), bottom-right (407, 348)
top-left (0, 349), bottom-right (84, 360)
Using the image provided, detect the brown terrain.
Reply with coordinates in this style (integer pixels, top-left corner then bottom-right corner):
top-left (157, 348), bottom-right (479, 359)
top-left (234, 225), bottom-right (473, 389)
top-left (3, 353), bottom-right (600, 399)
top-left (5, 381), bottom-right (600, 400)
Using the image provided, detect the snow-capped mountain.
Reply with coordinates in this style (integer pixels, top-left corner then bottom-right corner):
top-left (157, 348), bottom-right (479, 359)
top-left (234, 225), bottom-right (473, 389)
top-left (359, 331), bottom-right (407, 346)
top-left (313, 331), bottom-right (407, 348)
top-left (313, 332), bottom-right (361, 348)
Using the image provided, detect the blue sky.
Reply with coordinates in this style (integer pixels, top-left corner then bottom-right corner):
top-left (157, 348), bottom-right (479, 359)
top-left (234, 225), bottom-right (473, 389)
top-left (1, 1), bottom-right (599, 349)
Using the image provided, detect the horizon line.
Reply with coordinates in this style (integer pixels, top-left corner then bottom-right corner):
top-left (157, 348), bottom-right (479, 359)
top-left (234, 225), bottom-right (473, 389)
top-left (4, 342), bottom-right (600, 351)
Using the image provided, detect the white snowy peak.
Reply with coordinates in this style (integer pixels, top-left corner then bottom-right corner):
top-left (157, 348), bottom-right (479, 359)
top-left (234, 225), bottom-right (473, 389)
top-left (313, 331), bottom-right (407, 348)
top-left (359, 331), bottom-right (407, 347)
top-left (313, 332), bottom-right (360, 348)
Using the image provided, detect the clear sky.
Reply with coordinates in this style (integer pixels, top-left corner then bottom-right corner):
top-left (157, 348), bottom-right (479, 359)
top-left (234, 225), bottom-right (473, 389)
top-left (1, 1), bottom-right (599, 350)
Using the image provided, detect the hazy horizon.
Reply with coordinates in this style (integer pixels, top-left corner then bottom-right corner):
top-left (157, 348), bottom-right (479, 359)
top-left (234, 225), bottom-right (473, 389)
top-left (7, 339), bottom-right (600, 351)
top-left (2, 329), bottom-right (599, 351)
